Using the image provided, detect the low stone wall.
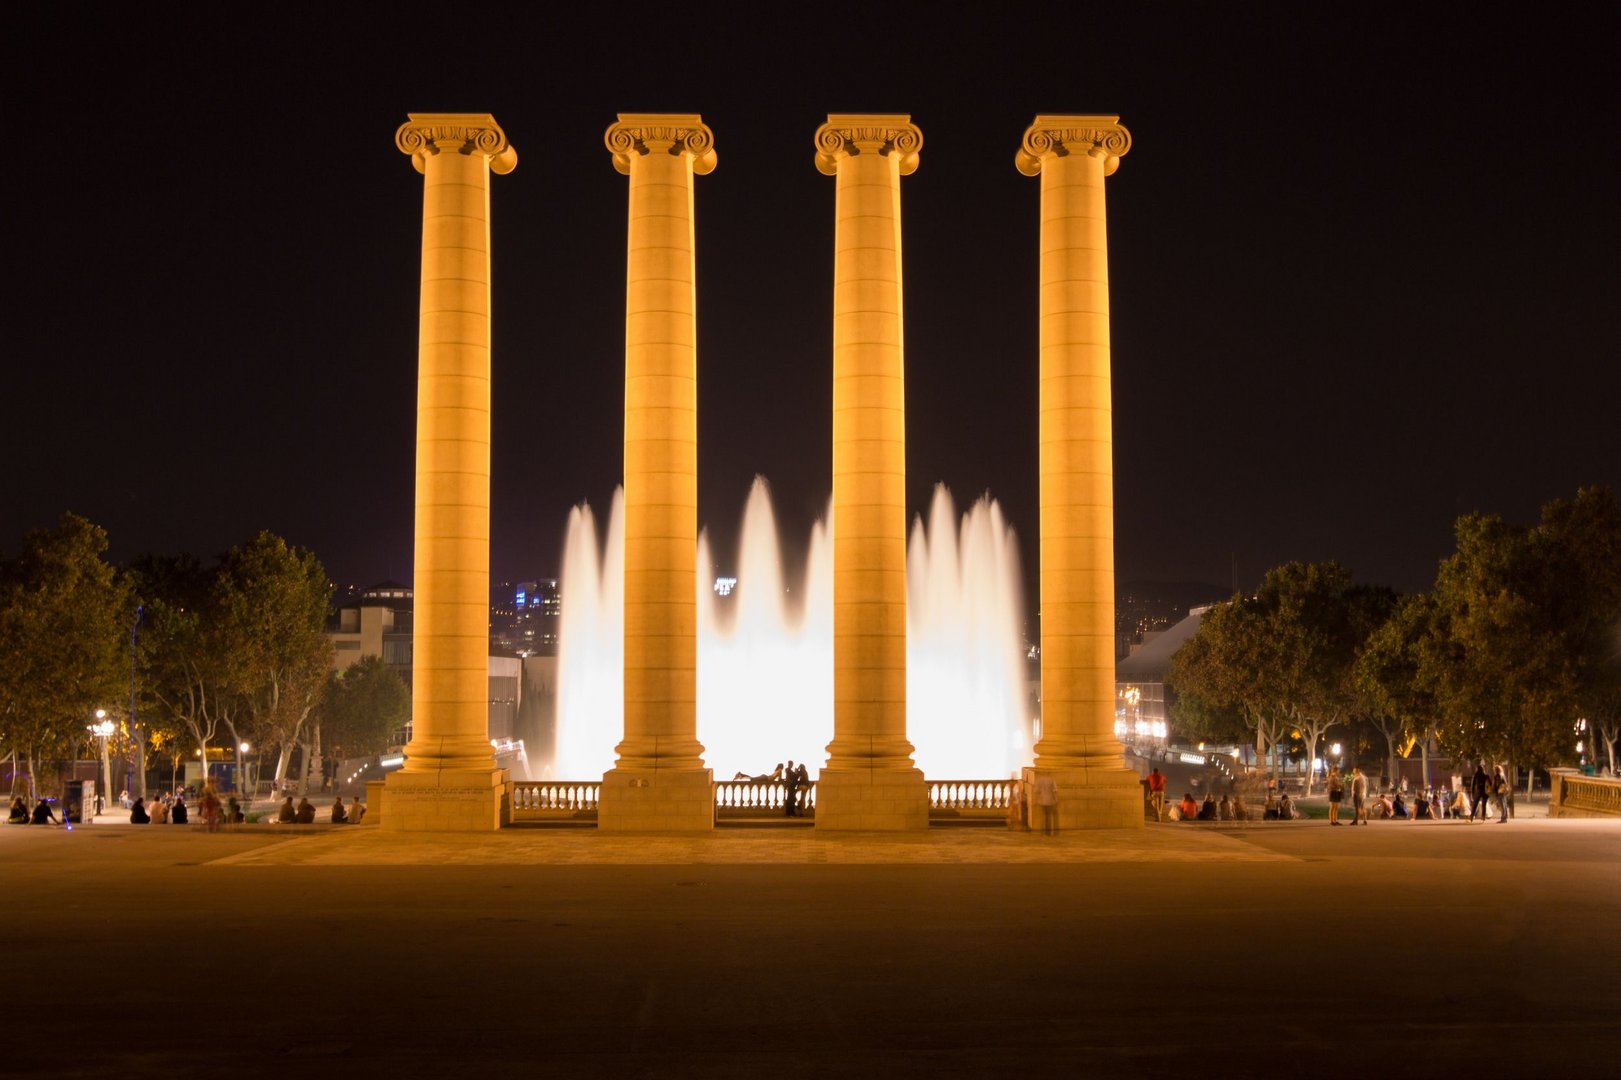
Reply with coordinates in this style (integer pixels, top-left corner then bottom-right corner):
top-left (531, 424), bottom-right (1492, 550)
top-left (1548, 768), bottom-right (1621, 818)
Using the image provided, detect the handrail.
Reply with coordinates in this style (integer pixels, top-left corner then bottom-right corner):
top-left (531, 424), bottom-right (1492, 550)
top-left (928, 778), bottom-right (1016, 814)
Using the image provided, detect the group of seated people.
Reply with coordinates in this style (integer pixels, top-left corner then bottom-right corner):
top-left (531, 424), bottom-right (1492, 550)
top-left (275, 795), bottom-right (364, 825)
top-left (8, 796), bottom-right (60, 825)
top-left (1170, 788), bottom-right (1297, 822)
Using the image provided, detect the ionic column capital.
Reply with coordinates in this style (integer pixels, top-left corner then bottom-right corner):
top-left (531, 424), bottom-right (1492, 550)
top-left (814, 114), bottom-right (922, 176)
top-left (396, 113), bottom-right (517, 175)
top-left (605, 114), bottom-right (717, 176)
top-left (1015, 114), bottom-right (1130, 177)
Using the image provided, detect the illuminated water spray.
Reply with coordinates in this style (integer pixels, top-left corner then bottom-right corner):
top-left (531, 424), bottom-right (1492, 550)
top-left (552, 478), bottom-right (1030, 779)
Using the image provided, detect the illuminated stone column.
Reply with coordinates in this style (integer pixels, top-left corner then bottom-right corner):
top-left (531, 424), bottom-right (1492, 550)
top-left (1017, 115), bottom-right (1142, 829)
top-left (598, 114), bottom-right (716, 832)
top-left (814, 115), bottom-right (928, 831)
top-left (383, 113), bottom-right (517, 831)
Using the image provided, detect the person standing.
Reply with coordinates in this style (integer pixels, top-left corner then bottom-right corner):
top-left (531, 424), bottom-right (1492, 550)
top-left (1146, 767), bottom-right (1166, 822)
top-left (1327, 765), bottom-right (1345, 826)
top-left (1493, 765), bottom-right (1510, 823)
top-left (1470, 763), bottom-right (1490, 822)
top-left (1351, 765), bottom-right (1369, 825)
top-left (1033, 775), bottom-right (1059, 835)
top-left (783, 760), bottom-right (800, 818)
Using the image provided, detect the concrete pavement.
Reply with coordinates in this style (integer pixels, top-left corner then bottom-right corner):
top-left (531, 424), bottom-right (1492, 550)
top-left (3, 816), bottom-right (1617, 1077)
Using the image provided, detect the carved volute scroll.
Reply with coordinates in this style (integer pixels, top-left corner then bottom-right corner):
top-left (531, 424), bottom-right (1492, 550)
top-left (1015, 114), bottom-right (1131, 177)
top-left (604, 114), bottom-right (717, 176)
top-left (814, 114), bottom-right (923, 176)
top-left (396, 113), bottom-right (517, 175)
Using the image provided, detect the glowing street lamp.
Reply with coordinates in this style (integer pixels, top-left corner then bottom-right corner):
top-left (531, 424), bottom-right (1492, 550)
top-left (88, 709), bottom-right (115, 816)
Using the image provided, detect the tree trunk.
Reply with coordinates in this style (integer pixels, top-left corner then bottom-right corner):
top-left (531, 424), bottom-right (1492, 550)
top-left (274, 742), bottom-right (294, 787)
top-left (134, 730), bottom-right (148, 801)
top-left (25, 747), bottom-right (38, 799)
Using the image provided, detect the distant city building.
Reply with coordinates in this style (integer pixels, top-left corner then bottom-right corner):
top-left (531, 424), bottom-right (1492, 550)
top-left (1114, 605), bottom-right (1211, 749)
top-left (491, 578), bottom-right (560, 656)
top-left (327, 581), bottom-right (414, 677)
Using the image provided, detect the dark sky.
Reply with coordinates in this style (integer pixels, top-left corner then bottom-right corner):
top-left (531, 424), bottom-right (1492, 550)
top-left (6, 3), bottom-right (1616, 604)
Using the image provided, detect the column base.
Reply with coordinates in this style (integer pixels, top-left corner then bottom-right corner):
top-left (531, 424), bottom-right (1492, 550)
top-left (597, 768), bottom-right (715, 832)
top-left (379, 767), bottom-right (508, 832)
top-left (1025, 765), bottom-right (1145, 831)
top-left (815, 768), bottom-right (929, 831)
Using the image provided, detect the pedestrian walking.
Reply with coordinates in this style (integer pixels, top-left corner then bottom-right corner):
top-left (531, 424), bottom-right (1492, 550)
top-left (1146, 767), bottom-right (1166, 822)
top-left (1470, 763), bottom-right (1489, 822)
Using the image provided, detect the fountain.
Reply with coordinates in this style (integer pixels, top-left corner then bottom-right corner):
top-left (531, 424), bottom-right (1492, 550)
top-left (551, 477), bottom-right (1030, 780)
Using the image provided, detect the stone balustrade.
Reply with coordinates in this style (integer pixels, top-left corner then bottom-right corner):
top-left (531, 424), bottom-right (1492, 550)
top-left (506, 777), bottom-right (1023, 824)
top-left (510, 781), bottom-right (601, 821)
top-left (714, 779), bottom-right (817, 817)
top-left (1549, 768), bottom-right (1621, 817)
top-left (928, 779), bottom-right (1015, 819)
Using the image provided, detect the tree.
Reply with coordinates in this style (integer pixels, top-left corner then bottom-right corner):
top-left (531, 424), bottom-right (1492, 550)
top-left (1168, 596), bottom-right (1278, 772)
top-left (1421, 490), bottom-right (1621, 800)
top-left (324, 656), bottom-right (411, 760)
top-left (1171, 564), bottom-right (1389, 796)
top-left (213, 532), bottom-right (333, 795)
top-left (0, 514), bottom-right (131, 797)
top-left (133, 554), bottom-right (230, 792)
top-left (1357, 593), bottom-right (1444, 787)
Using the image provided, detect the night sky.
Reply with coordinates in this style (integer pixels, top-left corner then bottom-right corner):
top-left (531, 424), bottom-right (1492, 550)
top-left (7, 3), bottom-right (1616, 607)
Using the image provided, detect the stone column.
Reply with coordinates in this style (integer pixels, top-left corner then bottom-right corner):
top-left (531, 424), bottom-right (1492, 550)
top-left (1016, 115), bottom-right (1142, 829)
top-left (598, 114), bottom-right (716, 832)
top-left (813, 115), bottom-right (928, 830)
top-left (383, 113), bottom-right (517, 831)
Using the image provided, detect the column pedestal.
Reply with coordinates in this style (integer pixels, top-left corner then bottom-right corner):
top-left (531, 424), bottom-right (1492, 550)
top-left (1024, 764), bottom-right (1142, 831)
top-left (597, 767), bottom-right (715, 832)
top-left (814, 768), bottom-right (928, 831)
top-left (379, 767), bottom-right (509, 832)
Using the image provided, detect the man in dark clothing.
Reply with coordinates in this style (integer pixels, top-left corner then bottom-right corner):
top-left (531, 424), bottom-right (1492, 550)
top-left (1470, 764), bottom-right (1490, 822)
top-left (783, 760), bottom-right (800, 817)
top-left (31, 800), bottom-right (59, 825)
top-left (294, 798), bottom-right (316, 824)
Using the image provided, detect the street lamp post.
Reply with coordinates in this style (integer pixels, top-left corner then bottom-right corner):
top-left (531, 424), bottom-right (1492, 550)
top-left (89, 710), bottom-right (115, 817)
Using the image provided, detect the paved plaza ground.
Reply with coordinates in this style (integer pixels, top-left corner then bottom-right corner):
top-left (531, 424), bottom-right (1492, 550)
top-left (4, 815), bottom-right (1618, 1078)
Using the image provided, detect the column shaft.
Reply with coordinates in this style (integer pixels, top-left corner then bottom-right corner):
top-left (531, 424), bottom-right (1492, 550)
top-left (829, 150), bottom-right (912, 768)
top-left (619, 147), bottom-right (702, 768)
top-left (1036, 148), bottom-right (1121, 768)
top-left (409, 148), bottom-right (497, 770)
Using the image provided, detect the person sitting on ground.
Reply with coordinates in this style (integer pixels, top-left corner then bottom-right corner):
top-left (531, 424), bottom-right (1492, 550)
top-left (225, 795), bottom-right (244, 824)
top-left (1178, 793), bottom-right (1199, 820)
top-left (151, 796), bottom-right (170, 825)
top-left (330, 797), bottom-right (348, 825)
top-left (170, 795), bottom-right (188, 825)
top-left (1231, 794), bottom-right (1249, 821)
top-left (348, 798), bottom-right (365, 825)
top-left (1218, 794), bottom-right (1233, 821)
top-left (276, 795), bottom-right (296, 823)
top-left (1450, 789), bottom-right (1470, 819)
top-left (1374, 793), bottom-right (1393, 819)
top-left (129, 798), bottom-right (150, 824)
top-left (1278, 791), bottom-right (1295, 820)
top-left (32, 799), bottom-right (59, 825)
top-left (1392, 792), bottom-right (1409, 819)
top-left (1263, 789), bottom-right (1280, 820)
top-left (1414, 793), bottom-right (1433, 819)
top-left (1197, 793), bottom-right (1217, 821)
top-left (8, 796), bottom-right (28, 824)
top-left (294, 797), bottom-right (315, 824)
